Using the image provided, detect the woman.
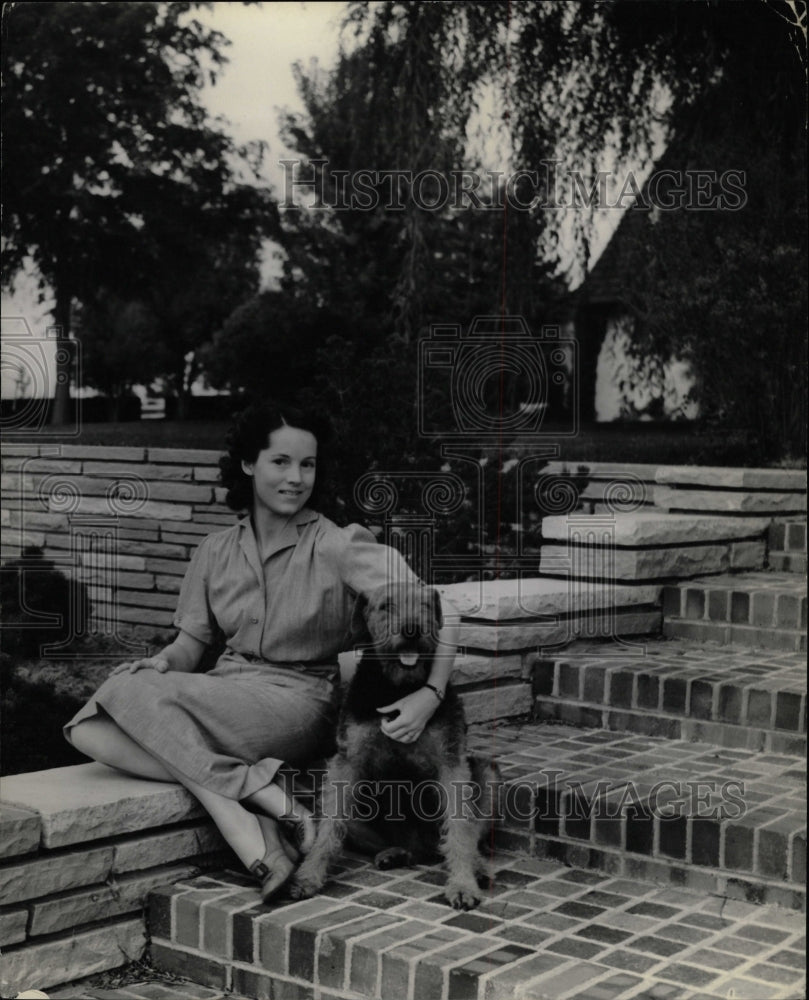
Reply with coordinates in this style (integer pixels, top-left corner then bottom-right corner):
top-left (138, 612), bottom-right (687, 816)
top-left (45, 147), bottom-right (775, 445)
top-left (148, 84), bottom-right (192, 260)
top-left (65, 402), bottom-right (458, 900)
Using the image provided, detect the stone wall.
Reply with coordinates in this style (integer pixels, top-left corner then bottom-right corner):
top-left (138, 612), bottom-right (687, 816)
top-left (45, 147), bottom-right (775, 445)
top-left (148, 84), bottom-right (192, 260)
top-left (1, 444), bottom-right (231, 647)
top-left (542, 461), bottom-right (806, 516)
top-left (1, 446), bottom-right (804, 647)
top-left (0, 763), bottom-right (232, 997)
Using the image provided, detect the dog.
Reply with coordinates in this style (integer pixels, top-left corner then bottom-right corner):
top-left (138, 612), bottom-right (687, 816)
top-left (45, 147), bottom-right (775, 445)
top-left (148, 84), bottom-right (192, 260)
top-left (288, 582), bottom-right (501, 910)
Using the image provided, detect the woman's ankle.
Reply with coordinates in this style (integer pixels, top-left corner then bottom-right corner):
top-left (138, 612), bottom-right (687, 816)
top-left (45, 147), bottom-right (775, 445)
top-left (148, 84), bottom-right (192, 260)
top-left (280, 811), bottom-right (316, 855)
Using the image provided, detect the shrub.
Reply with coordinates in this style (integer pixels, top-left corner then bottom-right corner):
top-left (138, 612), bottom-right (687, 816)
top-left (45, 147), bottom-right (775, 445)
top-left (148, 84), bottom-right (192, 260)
top-left (0, 654), bottom-right (86, 775)
top-left (0, 546), bottom-right (91, 658)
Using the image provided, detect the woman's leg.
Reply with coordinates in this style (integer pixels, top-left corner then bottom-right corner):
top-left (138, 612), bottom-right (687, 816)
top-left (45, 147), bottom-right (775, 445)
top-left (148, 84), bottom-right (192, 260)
top-left (70, 717), bottom-right (175, 782)
top-left (244, 781), bottom-right (316, 854)
top-left (71, 716), bottom-right (297, 893)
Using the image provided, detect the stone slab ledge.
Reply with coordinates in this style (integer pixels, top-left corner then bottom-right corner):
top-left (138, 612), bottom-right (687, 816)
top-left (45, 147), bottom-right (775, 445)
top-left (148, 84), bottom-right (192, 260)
top-left (438, 579), bottom-right (661, 621)
top-left (0, 763), bottom-right (205, 849)
top-left (542, 461), bottom-right (807, 493)
top-left (542, 512), bottom-right (771, 546)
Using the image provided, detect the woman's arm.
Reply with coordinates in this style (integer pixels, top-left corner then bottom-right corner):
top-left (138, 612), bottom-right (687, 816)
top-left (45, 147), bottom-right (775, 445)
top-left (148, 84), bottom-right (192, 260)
top-left (111, 629), bottom-right (208, 675)
top-left (377, 596), bottom-right (461, 742)
top-left (424, 609), bottom-right (460, 700)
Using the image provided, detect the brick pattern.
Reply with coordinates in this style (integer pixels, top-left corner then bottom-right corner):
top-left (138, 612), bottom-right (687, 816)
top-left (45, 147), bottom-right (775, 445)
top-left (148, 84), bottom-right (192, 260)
top-left (769, 519), bottom-right (808, 575)
top-left (467, 721), bottom-right (807, 910)
top-left (533, 638), bottom-right (807, 754)
top-left (663, 570), bottom-right (807, 652)
top-left (144, 855), bottom-right (804, 1000)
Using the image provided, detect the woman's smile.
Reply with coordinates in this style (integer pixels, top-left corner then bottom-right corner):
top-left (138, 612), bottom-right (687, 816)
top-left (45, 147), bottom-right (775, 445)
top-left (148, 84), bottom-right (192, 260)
top-left (242, 425), bottom-right (318, 520)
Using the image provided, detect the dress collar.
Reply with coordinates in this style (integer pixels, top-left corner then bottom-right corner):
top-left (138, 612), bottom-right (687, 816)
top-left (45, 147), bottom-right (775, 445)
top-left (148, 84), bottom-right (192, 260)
top-left (238, 507), bottom-right (319, 566)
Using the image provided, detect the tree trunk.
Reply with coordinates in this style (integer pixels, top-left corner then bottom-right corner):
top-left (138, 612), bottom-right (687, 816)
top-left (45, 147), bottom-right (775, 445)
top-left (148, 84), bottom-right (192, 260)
top-left (176, 388), bottom-right (189, 421)
top-left (575, 303), bottom-right (608, 425)
top-left (50, 288), bottom-right (73, 428)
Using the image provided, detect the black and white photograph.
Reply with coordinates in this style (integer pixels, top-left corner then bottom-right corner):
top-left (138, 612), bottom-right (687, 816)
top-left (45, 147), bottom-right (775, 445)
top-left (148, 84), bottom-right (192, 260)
top-left (1, 2), bottom-right (806, 998)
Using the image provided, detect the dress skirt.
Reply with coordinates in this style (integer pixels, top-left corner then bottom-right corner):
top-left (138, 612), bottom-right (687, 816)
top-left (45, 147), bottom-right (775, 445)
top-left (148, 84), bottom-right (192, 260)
top-left (64, 654), bottom-right (338, 801)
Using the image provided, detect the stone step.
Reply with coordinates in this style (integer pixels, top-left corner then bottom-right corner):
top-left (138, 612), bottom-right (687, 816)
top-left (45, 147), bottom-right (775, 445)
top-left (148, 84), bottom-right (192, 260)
top-left (662, 572), bottom-right (807, 652)
top-left (539, 512), bottom-right (768, 583)
top-left (467, 722), bottom-right (806, 911)
top-left (532, 640), bottom-right (807, 756)
top-left (538, 462), bottom-right (807, 518)
top-left (146, 719), bottom-right (806, 1000)
top-left (654, 486), bottom-right (806, 517)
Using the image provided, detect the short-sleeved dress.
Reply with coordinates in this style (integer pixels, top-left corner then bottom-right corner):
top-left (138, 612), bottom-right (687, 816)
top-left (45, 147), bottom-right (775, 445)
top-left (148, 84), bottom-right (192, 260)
top-left (64, 508), bottom-right (419, 800)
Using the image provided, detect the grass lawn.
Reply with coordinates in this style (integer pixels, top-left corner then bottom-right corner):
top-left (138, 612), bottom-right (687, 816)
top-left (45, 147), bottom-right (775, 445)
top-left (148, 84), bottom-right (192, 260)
top-left (7, 418), bottom-right (788, 467)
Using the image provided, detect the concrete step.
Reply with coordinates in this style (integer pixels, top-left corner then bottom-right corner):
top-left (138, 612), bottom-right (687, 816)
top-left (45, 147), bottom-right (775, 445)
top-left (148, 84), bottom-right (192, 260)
top-left (662, 572), bottom-right (807, 652)
top-left (532, 640), bottom-right (807, 756)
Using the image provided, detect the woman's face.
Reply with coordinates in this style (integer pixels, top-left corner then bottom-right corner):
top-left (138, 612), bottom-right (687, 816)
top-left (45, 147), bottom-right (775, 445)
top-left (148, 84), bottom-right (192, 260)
top-left (241, 425), bottom-right (317, 519)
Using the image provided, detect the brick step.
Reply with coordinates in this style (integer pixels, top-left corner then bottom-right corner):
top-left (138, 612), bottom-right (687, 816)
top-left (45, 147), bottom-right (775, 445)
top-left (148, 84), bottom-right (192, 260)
top-left (146, 855), bottom-right (806, 1000)
top-left (663, 617), bottom-right (807, 652)
top-left (532, 639), bottom-right (806, 755)
top-left (466, 722), bottom-right (806, 913)
top-left (769, 551), bottom-right (809, 574)
top-left (767, 517), bottom-right (807, 574)
top-left (769, 519), bottom-right (808, 554)
top-left (145, 719), bottom-right (807, 998)
top-left (662, 571), bottom-right (807, 651)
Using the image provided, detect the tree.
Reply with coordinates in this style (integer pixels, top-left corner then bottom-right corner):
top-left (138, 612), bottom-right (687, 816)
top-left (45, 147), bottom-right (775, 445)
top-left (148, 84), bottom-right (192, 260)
top-left (2, 1), bottom-right (274, 423)
top-left (271, 14), bottom-right (565, 503)
top-left (338, 1), bottom-right (806, 456)
top-left (204, 290), bottom-right (326, 400)
top-left (74, 290), bottom-right (167, 418)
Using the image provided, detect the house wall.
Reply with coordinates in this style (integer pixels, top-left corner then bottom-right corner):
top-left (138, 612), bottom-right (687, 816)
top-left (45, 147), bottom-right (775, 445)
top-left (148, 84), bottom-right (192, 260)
top-left (594, 315), bottom-right (698, 421)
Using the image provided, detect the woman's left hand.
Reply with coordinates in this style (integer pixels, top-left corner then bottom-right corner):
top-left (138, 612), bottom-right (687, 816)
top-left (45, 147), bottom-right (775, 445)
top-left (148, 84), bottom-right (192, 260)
top-left (377, 687), bottom-right (440, 743)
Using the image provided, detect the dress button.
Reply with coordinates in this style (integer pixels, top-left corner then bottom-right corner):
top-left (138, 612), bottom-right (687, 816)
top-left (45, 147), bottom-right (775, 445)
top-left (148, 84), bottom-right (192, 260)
top-left (251, 617), bottom-right (259, 623)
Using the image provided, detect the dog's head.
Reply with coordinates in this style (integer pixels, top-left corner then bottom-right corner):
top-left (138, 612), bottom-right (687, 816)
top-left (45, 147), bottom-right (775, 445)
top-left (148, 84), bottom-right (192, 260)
top-left (352, 582), bottom-right (442, 670)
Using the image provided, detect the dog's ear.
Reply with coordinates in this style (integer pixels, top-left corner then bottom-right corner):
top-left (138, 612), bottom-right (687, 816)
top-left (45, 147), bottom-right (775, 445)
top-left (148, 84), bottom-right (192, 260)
top-left (430, 587), bottom-right (443, 631)
top-left (350, 591), bottom-right (370, 637)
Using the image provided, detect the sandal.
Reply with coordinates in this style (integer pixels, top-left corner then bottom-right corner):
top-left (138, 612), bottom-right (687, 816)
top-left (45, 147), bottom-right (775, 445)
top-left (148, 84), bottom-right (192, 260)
top-left (250, 847), bottom-right (295, 902)
top-left (250, 816), bottom-right (296, 901)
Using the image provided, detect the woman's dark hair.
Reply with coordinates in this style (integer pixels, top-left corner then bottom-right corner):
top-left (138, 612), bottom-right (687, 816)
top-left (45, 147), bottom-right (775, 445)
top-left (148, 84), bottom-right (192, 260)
top-left (219, 401), bottom-right (332, 512)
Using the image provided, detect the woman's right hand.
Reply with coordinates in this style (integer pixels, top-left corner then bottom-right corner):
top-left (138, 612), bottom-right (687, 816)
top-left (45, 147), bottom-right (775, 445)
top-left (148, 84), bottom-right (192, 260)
top-left (110, 655), bottom-right (171, 677)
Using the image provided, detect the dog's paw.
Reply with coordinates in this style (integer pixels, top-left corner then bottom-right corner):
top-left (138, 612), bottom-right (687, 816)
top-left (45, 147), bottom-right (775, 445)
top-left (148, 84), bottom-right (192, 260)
top-left (374, 846), bottom-right (413, 870)
top-left (286, 873), bottom-right (322, 900)
top-left (445, 881), bottom-right (481, 911)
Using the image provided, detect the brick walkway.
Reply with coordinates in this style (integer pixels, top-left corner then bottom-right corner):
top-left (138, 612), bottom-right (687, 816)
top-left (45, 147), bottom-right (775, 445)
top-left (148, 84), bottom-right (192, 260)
top-left (50, 852), bottom-right (805, 1000)
top-left (534, 639), bottom-right (806, 754)
top-left (48, 713), bottom-right (806, 1000)
top-left (43, 619), bottom-right (806, 1000)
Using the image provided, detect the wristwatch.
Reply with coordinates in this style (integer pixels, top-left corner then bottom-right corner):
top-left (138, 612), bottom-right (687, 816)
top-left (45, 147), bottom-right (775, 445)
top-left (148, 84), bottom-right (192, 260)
top-left (424, 682), bottom-right (444, 702)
